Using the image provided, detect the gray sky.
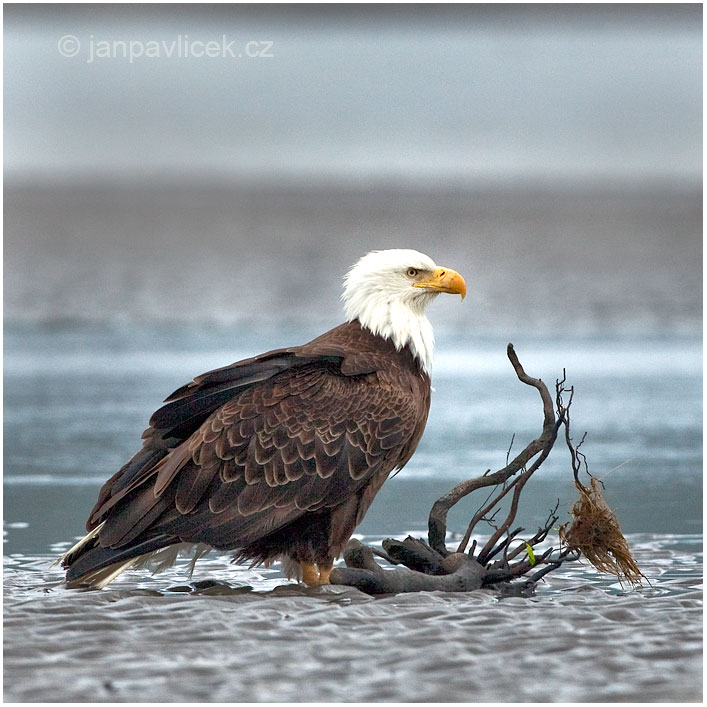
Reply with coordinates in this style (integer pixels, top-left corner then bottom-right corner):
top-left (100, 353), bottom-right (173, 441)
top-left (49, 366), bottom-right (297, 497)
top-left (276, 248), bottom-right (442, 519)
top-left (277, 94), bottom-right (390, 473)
top-left (4, 4), bottom-right (702, 185)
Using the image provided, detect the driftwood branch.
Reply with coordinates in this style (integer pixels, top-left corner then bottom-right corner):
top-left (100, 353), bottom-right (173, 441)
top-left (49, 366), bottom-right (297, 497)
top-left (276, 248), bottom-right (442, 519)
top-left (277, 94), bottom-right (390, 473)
top-left (427, 344), bottom-right (560, 556)
top-left (330, 540), bottom-right (485, 594)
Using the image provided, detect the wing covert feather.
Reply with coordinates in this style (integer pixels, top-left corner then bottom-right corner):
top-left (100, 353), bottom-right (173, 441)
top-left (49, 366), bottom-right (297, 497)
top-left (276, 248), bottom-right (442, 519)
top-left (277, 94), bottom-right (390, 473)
top-left (164, 361), bottom-right (420, 522)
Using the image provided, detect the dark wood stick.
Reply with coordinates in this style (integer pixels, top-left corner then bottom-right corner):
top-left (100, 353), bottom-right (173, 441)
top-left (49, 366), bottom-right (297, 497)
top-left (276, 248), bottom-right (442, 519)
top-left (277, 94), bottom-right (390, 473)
top-left (428, 344), bottom-right (559, 555)
top-left (330, 541), bottom-right (485, 594)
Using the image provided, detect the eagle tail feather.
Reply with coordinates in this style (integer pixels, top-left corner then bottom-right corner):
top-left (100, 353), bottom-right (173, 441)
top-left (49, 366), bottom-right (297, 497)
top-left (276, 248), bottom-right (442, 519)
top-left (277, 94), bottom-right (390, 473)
top-left (62, 534), bottom-right (174, 588)
top-left (53, 521), bottom-right (106, 568)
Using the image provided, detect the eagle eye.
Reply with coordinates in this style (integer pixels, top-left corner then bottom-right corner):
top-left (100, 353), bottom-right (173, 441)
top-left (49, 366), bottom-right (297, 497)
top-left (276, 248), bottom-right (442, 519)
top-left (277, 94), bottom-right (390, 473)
top-left (406, 268), bottom-right (419, 278)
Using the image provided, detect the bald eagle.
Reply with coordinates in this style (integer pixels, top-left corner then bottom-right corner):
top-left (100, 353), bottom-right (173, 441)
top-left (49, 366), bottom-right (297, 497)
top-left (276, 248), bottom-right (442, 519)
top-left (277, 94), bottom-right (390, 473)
top-left (59, 249), bottom-right (466, 588)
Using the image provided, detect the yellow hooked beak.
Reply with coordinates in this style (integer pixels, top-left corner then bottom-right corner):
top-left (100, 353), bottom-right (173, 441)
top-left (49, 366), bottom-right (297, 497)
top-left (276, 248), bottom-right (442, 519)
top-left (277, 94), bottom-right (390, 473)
top-left (413, 267), bottom-right (467, 300)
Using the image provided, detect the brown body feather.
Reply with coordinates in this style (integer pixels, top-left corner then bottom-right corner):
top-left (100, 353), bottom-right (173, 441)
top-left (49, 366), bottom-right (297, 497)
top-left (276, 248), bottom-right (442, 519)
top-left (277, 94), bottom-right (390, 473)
top-left (63, 321), bottom-right (431, 585)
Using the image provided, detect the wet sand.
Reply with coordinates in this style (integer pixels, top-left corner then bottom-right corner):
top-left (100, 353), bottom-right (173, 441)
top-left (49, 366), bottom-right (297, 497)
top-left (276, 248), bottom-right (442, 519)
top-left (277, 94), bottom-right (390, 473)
top-left (4, 535), bottom-right (702, 702)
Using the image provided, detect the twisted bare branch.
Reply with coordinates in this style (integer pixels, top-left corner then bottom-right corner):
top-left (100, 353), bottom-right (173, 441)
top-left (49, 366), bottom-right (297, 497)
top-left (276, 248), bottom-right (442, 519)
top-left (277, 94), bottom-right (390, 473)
top-left (428, 343), bottom-right (560, 555)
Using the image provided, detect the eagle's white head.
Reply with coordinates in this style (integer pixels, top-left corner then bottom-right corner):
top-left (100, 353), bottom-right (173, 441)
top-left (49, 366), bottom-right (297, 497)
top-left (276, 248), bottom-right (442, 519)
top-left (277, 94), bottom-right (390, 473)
top-left (342, 249), bottom-right (466, 374)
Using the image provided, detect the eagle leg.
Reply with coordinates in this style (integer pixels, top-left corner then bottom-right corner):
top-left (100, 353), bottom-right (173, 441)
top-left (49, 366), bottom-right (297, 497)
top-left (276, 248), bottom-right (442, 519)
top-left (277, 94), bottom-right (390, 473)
top-left (300, 562), bottom-right (320, 586)
top-left (317, 563), bottom-right (333, 585)
top-left (300, 562), bottom-right (333, 586)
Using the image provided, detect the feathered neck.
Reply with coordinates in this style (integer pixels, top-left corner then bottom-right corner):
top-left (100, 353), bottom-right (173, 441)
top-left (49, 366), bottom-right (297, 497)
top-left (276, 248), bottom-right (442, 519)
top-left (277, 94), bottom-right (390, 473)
top-left (343, 288), bottom-right (438, 375)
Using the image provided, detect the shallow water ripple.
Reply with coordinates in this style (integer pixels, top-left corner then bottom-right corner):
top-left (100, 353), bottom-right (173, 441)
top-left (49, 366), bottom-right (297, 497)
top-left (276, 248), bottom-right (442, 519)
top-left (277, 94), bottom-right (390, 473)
top-left (4, 534), bottom-right (701, 702)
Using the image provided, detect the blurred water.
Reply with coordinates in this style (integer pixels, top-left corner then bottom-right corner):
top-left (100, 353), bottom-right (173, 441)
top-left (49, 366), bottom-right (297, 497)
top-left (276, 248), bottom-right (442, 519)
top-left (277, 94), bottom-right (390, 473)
top-left (5, 5), bottom-right (701, 183)
top-left (4, 183), bottom-right (701, 335)
top-left (4, 321), bottom-right (701, 557)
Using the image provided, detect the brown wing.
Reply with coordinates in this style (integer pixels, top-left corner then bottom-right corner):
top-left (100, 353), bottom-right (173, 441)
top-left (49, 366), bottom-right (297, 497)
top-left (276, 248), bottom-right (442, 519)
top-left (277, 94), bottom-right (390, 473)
top-left (86, 321), bottom-right (384, 529)
top-left (88, 350), bottom-right (427, 553)
top-left (85, 347), bottom-right (316, 525)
